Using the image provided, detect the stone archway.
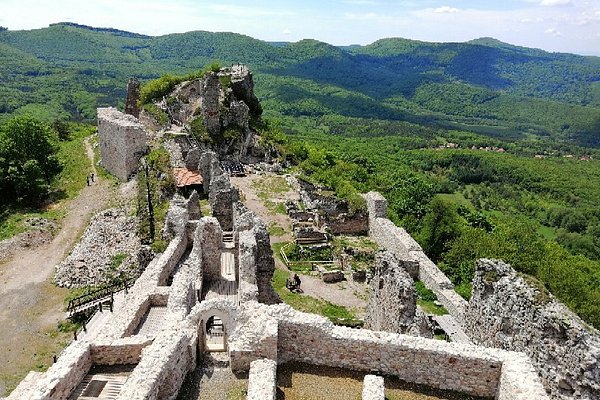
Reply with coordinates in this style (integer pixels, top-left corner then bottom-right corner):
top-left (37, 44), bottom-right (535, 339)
top-left (198, 308), bottom-right (231, 352)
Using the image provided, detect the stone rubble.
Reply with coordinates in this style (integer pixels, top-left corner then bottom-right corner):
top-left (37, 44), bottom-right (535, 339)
top-left (54, 208), bottom-right (149, 288)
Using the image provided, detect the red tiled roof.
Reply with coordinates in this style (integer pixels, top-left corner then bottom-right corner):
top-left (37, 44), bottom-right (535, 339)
top-left (173, 168), bottom-right (203, 188)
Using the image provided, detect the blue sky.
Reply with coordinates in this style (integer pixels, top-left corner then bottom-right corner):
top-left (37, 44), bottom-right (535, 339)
top-left (1, 0), bottom-right (599, 55)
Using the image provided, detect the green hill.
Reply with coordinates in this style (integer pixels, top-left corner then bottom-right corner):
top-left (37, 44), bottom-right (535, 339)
top-left (0, 23), bottom-right (598, 145)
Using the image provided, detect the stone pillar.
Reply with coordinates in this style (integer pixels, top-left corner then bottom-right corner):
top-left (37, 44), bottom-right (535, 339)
top-left (125, 77), bottom-right (140, 118)
top-left (362, 375), bottom-right (385, 400)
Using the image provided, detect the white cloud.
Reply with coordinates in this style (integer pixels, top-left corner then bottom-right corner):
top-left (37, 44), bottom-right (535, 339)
top-left (207, 4), bottom-right (294, 18)
top-left (283, 28), bottom-right (292, 35)
top-left (344, 12), bottom-right (379, 20)
top-left (520, 17), bottom-right (545, 22)
top-left (433, 6), bottom-right (460, 14)
top-left (545, 27), bottom-right (562, 35)
top-left (539, 0), bottom-right (572, 6)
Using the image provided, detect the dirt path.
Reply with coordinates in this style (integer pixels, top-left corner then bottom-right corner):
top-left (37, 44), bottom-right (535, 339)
top-left (231, 172), bottom-right (368, 315)
top-left (231, 174), bottom-right (296, 243)
top-left (0, 137), bottom-right (113, 396)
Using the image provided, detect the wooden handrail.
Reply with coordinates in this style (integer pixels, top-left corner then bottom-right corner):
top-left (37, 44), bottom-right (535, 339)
top-left (67, 279), bottom-right (133, 312)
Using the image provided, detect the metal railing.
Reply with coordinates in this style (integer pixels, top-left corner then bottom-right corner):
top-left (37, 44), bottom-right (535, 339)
top-left (67, 279), bottom-right (133, 315)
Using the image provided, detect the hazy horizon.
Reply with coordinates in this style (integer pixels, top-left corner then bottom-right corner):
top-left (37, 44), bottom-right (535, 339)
top-left (1, 0), bottom-right (599, 56)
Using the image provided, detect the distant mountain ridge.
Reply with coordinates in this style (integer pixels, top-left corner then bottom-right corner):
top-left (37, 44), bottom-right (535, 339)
top-left (0, 24), bottom-right (598, 146)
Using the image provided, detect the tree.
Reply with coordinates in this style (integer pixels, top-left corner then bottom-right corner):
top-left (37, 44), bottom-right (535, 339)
top-left (418, 197), bottom-right (462, 262)
top-left (0, 116), bottom-right (61, 204)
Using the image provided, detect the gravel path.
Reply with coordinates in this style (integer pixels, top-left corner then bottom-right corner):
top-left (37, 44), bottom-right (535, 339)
top-left (0, 137), bottom-right (114, 396)
top-left (231, 172), bottom-right (369, 314)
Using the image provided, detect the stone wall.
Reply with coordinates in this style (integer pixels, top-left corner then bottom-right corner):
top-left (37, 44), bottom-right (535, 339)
top-left (364, 192), bottom-right (468, 321)
top-left (125, 77), bottom-right (140, 118)
top-left (97, 107), bottom-right (148, 181)
top-left (234, 205), bottom-right (280, 305)
top-left (246, 359), bottom-right (277, 400)
top-left (117, 330), bottom-right (196, 400)
top-left (5, 343), bottom-right (92, 400)
top-left (465, 259), bottom-right (600, 400)
top-left (327, 211), bottom-right (369, 235)
top-left (364, 251), bottom-right (432, 338)
top-left (264, 304), bottom-right (547, 399)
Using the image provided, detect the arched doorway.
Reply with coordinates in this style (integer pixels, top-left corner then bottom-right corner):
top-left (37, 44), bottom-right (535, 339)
top-left (203, 313), bottom-right (228, 352)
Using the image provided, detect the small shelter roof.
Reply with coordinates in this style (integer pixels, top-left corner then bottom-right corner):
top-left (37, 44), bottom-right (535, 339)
top-left (173, 168), bottom-right (203, 188)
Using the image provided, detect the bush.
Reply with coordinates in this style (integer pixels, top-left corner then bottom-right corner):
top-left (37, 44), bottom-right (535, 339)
top-left (142, 104), bottom-right (169, 125)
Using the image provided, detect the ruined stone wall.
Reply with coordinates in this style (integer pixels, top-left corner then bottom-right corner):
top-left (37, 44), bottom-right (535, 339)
top-left (229, 303), bottom-right (279, 372)
top-left (234, 205), bottom-right (280, 305)
top-left (97, 107), bottom-right (148, 181)
top-left (192, 217), bottom-right (223, 279)
top-left (465, 259), bottom-right (600, 400)
top-left (90, 338), bottom-right (150, 365)
top-left (364, 192), bottom-right (468, 320)
top-left (327, 211), bottom-right (369, 235)
top-left (362, 375), bottom-right (385, 400)
top-left (5, 343), bottom-right (92, 400)
top-left (117, 330), bottom-right (196, 400)
top-left (246, 359), bottom-right (277, 400)
top-left (262, 304), bottom-right (547, 399)
top-left (364, 251), bottom-right (432, 338)
top-left (125, 77), bottom-right (140, 118)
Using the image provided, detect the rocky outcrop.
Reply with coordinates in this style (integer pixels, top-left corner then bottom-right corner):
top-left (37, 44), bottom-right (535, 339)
top-left (152, 65), bottom-right (271, 164)
top-left (364, 251), bottom-right (432, 338)
top-left (465, 259), bottom-right (600, 400)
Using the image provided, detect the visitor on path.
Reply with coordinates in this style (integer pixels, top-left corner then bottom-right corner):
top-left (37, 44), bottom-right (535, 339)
top-left (86, 176), bottom-right (90, 186)
top-left (293, 273), bottom-right (301, 288)
top-left (90, 172), bottom-right (95, 182)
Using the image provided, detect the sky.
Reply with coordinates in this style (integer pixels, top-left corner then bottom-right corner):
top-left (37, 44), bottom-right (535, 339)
top-left (1, 0), bottom-right (600, 56)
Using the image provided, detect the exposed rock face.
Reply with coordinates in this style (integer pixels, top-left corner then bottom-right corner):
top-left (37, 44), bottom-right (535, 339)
top-left (154, 65), bottom-right (270, 164)
top-left (125, 77), bottom-right (141, 118)
top-left (229, 64), bottom-right (262, 119)
top-left (364, 251), bottom-right (432, 338)
top-left (97, 107), bottom-right (148, 181)
top-left (465, 259), bottom-right (600, 400)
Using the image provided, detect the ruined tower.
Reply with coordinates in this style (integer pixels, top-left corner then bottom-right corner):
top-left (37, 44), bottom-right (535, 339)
top-left (125, 77), bottom-right (141, 118)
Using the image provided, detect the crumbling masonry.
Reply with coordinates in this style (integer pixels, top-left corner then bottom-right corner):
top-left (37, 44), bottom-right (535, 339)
top-left (5, 150), bottom-right (549, 400)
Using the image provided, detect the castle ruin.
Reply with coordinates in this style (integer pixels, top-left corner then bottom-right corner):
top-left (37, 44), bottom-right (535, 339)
top-left (5, 65), bottom-right (599, 399)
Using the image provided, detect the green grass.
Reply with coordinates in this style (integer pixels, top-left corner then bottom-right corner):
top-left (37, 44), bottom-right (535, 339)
top-left (417, 299), bottom-right (448, 316)
top-left (264, 200), bottom-right (287, 214)
top-left (268, 223), bottom-right (286, 237)
top-left (0, 126), bottom-right (93, 241)
top-left (437, 192), bottom-right (473, 209)
top-left (251, 175), bottom-right (291, 195)
top-left (226, 385), bottom-right (247, 400)
top-left (272, 269), bottom-right (361, 326)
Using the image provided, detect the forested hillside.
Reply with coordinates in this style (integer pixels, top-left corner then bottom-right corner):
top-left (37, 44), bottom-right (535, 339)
top-left (0, 23), bottom-right (599, 328)
top-left (1, 23), bottom-right (599, 146)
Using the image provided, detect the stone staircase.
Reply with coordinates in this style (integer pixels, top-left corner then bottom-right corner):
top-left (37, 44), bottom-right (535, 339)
top-left (68, 373), bottom-right (128, 400)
